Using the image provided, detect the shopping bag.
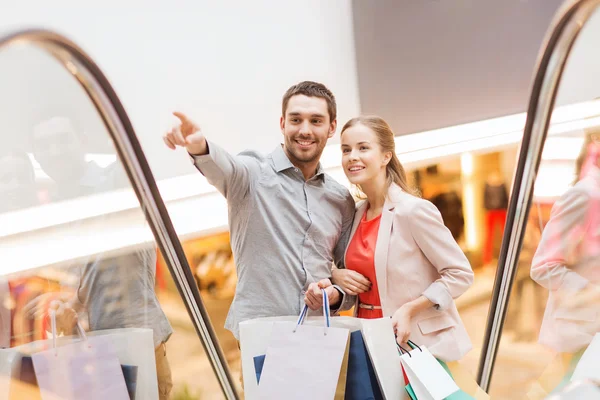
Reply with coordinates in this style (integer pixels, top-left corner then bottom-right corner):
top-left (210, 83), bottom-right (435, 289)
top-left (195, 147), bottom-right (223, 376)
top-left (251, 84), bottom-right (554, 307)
top-left (0, 327), bottom-right (156, 400)
top-left (570, 332), bottom-right (600, 383)
top-left (240, 314), bottom-right (403, 399)
top-left (360, 317), bottom-right (407, 400)
top-left (399, 341), bottom-right (484, 400)
top-left (525, 351), bottom-right (584, 399)
top-left (442, 361), bottom-right (489, 400)
top-left (11, 355), bottom-right (137, 400)
top-left (253, 335), bottom-right (350, 399)
top-left (346, 329), bottom-right (384, 400)
top-left (399, 341), bottom-right (460, 400)
top-left (32, 335), bottom-right (129, 400)
top-left (23, 312), bottom-right (129, 400)
top-left (256, 290), bottom-right (349, 400)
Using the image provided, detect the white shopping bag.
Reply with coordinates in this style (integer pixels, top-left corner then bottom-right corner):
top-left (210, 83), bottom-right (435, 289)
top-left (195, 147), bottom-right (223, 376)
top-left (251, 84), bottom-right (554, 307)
top-left (34, 313), bottom-right (129, 400)
top-left (248, 290), bottom-right (349, 400)
top-left (0, 327), bottom-right (157, 400)
top-left (570, 332), bottom-right (600, 383)
top-left (361, 317), bottom-right (408, 400)
top-left (400, 342), bottom-right (459, 400)
top-left (33, 337), bottom-right (129, 400)
top-left (240, 314), bottom-right (407, 399)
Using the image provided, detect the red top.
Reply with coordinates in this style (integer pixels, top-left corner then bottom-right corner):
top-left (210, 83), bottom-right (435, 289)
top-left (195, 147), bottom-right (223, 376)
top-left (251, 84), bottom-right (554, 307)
top-left (345, 211), bottom-right (383, 319)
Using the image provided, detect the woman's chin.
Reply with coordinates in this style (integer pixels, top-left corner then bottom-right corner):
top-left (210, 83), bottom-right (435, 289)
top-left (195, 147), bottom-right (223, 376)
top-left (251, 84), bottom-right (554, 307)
top-left (345, 175), bottom-right (365, 186)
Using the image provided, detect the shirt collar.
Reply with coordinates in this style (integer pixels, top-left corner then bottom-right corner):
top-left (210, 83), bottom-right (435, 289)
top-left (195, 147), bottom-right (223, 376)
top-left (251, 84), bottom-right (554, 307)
top-left (271, 144), bottom-right (326, 181)
top-left (79, 161), bottom-right (108, 187)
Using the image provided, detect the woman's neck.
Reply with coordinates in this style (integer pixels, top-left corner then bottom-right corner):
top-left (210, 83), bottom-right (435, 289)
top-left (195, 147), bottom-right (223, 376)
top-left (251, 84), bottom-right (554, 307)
top-left (361, 172), bottom-right (388, 212)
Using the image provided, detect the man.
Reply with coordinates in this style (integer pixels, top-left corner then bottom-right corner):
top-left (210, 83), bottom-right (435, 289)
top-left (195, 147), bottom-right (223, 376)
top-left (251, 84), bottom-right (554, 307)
top-left (163, 81), bottom-right (356, 339)
top-left (26, 116), bottom-right (174, 400)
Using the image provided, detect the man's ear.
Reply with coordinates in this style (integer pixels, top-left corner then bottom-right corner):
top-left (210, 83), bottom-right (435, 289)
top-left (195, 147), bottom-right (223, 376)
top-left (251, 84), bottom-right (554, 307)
top-left (280, 116), bottom-right (285, 134)
top-left (328, 119), bottom-right (337, 138)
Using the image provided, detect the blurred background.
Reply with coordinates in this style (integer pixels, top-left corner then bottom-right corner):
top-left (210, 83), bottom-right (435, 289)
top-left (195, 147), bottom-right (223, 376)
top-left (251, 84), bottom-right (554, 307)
top-left (1, 1), bottom-right (600, 399)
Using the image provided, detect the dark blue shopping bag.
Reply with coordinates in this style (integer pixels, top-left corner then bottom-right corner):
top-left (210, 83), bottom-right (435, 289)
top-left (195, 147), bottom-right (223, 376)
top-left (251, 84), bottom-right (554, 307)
top-left (254, 330), bottom-right (383, 400)
top-left (345, 330), bottom-right (383, 400)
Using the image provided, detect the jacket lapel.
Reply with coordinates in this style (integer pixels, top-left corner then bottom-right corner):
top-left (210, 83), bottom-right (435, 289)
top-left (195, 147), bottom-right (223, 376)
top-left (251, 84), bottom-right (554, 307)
top-left (375, 198), bottom-right (394, 314)
top-left (344, 200), bottom-right (369, 266)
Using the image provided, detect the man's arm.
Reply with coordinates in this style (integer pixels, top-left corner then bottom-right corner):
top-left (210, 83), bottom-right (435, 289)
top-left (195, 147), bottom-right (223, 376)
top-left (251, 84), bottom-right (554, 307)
top-left (190, 141), bottom-right (260, 200)
top-left (333, 192), bottom-right (356, 269)
top-left (164, 111), bottom-right (259, 200)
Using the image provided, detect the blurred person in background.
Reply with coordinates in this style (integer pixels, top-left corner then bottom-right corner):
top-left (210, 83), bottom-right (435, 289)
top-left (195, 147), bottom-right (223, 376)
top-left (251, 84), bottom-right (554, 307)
top-left (24, 117), bottom-right (174, 399)
top-left (0, 149), bottom-right (38, 348)
top-left (530, 126), bottom-right (600, 391)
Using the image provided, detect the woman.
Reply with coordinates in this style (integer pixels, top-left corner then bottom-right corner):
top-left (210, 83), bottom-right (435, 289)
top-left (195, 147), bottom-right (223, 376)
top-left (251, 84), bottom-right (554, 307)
top-left (331, 115), bottom-right (474, 362)
top-left (531, 127), bottom-right (600, 354)
top-left (527, 127), bottom-right (600, 397)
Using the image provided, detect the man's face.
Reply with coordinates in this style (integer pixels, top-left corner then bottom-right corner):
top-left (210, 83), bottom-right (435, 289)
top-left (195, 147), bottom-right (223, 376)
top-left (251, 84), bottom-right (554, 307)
top-left (280, 95), bottom-right (336, 166)
top-left (32, 128), bottom-right (85, 182)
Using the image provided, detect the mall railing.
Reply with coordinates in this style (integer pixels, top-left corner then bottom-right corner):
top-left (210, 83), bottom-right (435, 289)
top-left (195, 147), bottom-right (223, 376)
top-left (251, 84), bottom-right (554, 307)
top-left (477, 0), bottom-right (600, 391)
top-left (0, 30), bottom-right (239, 400)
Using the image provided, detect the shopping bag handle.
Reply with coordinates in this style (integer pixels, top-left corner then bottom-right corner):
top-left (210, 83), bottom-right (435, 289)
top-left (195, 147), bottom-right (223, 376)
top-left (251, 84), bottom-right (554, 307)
top-left (294, 289), bottom-right (330, 335)
top-left (49, 300), bottom-right (89, 355)
top-left (396, 338), bottom-right (422, 357)
top-left (397, 343), bottom-right (411, 357)
top-left (407, 340), bottom-right (422, 352)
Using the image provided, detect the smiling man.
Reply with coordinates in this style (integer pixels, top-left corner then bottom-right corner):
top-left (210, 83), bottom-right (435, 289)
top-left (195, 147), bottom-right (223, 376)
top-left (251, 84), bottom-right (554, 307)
top-left (163, 81), bottom-right (355, 340)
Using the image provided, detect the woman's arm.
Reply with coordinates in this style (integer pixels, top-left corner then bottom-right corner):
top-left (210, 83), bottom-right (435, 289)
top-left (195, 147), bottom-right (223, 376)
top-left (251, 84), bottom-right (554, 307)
top-left (408, 200), bottom-right (474, 311)
top-left (392, 296), bottom-right (435, 344)
top-left (531, 186), bottom-right (591, 291)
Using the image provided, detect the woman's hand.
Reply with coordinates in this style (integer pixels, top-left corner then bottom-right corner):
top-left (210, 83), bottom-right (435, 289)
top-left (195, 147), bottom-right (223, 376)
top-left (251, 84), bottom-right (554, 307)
top-left (331, 268), bottom-right (371, 296)
top-left (391, 305), bottom-right (413, 346)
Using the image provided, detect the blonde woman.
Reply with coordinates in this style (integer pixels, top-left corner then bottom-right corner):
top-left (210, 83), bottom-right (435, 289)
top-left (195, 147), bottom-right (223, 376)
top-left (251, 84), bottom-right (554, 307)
top-left (331, 116), bottom-right (474, 362)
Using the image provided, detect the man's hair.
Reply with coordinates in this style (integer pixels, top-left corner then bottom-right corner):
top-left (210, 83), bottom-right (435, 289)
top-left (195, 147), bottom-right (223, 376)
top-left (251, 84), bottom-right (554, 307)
top-left (281, 81), bottom-right (337, 122)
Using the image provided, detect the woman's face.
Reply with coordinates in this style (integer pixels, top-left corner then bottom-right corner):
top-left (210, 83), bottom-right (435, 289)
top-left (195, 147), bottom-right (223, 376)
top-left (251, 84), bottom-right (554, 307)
top-left (340, 123), bottom-right (390, 186)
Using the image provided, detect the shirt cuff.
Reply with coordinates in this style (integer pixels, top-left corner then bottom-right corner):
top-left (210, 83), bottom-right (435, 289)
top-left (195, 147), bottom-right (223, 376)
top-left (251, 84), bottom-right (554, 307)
top-left (330, 284), bottom-right (345, 314)
top-left (188, 141), bottom-right (213, 165)
top-left (422, 281), bottom-right (453, 311)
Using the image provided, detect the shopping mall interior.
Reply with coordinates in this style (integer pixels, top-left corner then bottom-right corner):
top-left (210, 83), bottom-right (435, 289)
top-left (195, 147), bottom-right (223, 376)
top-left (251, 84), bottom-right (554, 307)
top-left (1, 1), bottom-right (600, 399)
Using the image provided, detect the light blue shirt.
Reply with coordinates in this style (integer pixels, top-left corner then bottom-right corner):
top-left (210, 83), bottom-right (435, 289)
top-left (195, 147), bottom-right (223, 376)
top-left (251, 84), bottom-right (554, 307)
top-left (193, 141), bottom-right (355, 338)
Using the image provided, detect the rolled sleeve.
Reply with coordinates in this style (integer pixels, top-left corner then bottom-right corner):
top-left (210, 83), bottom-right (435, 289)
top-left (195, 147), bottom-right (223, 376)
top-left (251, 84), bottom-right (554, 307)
top-left (409, 200), bottom-right (474, 311)
top-left (531, 186), bottom-right (591, 291)
top-left (422, 281), bottom-right (453, 311)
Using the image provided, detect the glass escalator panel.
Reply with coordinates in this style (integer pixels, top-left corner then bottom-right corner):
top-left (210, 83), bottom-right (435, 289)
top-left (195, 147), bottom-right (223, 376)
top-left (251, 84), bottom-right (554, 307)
top-left (0, 38), bottom-right (228, 399)
top-left (488, 5), bottom-right (600, 399)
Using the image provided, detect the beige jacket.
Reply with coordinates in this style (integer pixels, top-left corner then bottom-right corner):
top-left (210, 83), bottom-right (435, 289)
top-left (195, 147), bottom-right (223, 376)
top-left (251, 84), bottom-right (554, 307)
top-left (342, 183), bottom-right (474, 361)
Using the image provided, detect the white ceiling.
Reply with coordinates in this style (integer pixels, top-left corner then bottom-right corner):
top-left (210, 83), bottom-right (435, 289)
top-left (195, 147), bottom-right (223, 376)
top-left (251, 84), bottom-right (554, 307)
top-left (351, 0), bottom-right (565, 136)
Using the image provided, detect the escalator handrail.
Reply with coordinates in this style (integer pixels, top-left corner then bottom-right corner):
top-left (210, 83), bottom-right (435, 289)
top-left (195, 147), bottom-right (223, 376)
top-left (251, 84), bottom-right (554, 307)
top-left (0, 30), bottom-right (239, 400)
top-left (477, 0), bottom-right (600, 391)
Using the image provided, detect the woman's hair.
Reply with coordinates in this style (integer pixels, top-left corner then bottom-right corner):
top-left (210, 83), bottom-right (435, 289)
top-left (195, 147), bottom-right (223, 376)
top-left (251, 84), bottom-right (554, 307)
top-left (340, 115), bottom-right (417, 196)
top-left (574, 125), bottom-right (600, 184)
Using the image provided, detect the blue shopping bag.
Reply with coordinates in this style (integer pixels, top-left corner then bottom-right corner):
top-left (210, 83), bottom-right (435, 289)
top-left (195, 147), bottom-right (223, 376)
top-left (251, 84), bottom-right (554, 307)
top-left (345, 330), bottom-right (384, 400)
